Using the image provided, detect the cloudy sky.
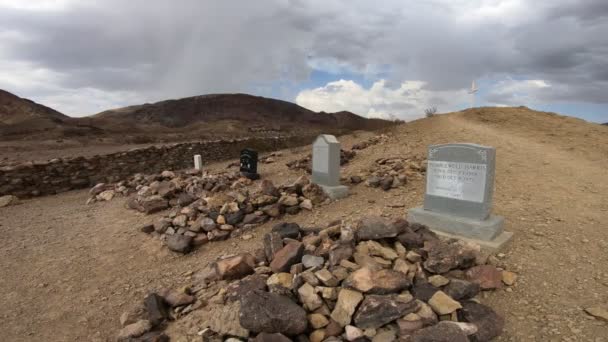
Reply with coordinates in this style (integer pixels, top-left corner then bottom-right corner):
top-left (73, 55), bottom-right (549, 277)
top-left (0, 0), bottom-right (606, 122)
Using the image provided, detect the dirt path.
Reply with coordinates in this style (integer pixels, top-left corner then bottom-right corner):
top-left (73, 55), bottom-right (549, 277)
top-left (1, 112), bottom-right (607, 341)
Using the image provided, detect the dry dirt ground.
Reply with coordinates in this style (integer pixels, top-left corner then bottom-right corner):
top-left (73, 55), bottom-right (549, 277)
top-left (1, 108), bottom-right (607, 341)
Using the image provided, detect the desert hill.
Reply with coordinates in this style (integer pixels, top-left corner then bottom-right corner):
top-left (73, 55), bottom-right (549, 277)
top-left (91, 93), bottom-right (392, 132)
top-left (0, 89), bottom-right (68, 125)
top-left (0, 91), bottom-right (393, 142)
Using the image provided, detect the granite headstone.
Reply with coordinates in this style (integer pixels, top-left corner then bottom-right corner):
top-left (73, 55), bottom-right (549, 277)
top-left (240, 148), bottom-right (260, 180)
top-left (408, 143), bottom-right (512, 251)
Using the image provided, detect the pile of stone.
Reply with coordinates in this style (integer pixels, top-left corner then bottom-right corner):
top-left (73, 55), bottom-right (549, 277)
top-left (351, 134), bottom-right (389, 151)
top-left (118, 216), bottom-right (512, 341)
top-left (350, 157), bottom-right (427, 191)
top-left (286, 150), bottom-right (356, 173)
top-left (86, 169), bottom-right (241, 208)
top-left (139, 176), bottom-right (331, 254)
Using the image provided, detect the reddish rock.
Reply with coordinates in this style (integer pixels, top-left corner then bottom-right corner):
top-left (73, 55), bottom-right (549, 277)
top-left (465, 265), bottom-right (503, 290)
top-left (270, 242), bottom-right (304, 273)
top-left (215, 253), bottom-right (257, 280)
top-left (344, 268), bottom-right (410, 294)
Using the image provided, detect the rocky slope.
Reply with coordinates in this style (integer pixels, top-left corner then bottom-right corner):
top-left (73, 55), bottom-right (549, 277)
top-left (0, 89), bottom-right (394, 142)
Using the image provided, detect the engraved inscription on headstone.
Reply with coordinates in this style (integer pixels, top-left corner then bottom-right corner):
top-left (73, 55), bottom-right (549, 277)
top-left (423, 143), bottom-right (495, 221)
top-left (426, 161), bottom-right (486, 203)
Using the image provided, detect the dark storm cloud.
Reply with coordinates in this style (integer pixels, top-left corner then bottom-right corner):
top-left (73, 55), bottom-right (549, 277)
top-left (0, 0), bottom-right (607, 115)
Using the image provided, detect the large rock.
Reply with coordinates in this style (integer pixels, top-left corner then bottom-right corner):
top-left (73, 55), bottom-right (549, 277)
top-left (297, 282), bottom-right (323, 311)
top-left (201, 301), bottom-right (250, 338)
top-left (411, 281), bottom-right (439, 302)
top-left (330, 289), bottom-right (364, 327)
top-left (458, 301), bottom-right (504, 342)
top-left (240, 290), bottom-right (308, 335)
top-left (272, 222), bottom-right (301, 239)
top-left (409, 321), bottom-right (469, 342)
top-left (344, 268), bottom-right (410, 294)
top-left (139, 195), bottom-right (169, 214)
top-left (225, 210), bottom-right (245, 225)
top-left (270, 242), bottom-right (304, 273)
top-left (302, 255), bottom-right (325, 269)
top-left (356, 217), bottom-right (402, 240)
top-left (465, 265), bottom-right (503, 290)
top-left (144, 293), bottom-right (170, 327)
top-left (397, 224), bottom-right (439, 249)
top-left (225, 274), bottom-right (268, 302)
top-left (329, 245), bottom-right (354, 266)
top-left (215, 254), bottom-right (256, 280)
top-left (264, 232), bottom-right (284, 262)
top-left (428, 291), bottom-right (462, 315)
top-left (166, 234), bottom-right (192, 253)
top-left (159, 288), bottom-right (195, 307)
top-left (353, 295), bottom-right (419, 329)
top-left (423, 240), bottom-right (477, 274)
top-left (443, 279), bottom-right (480, 301)
top-left (199, 217), bottom-right (217, 232)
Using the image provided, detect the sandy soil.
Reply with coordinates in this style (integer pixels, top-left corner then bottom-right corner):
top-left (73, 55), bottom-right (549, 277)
top-left (1, 109), bottom-right (607, 341)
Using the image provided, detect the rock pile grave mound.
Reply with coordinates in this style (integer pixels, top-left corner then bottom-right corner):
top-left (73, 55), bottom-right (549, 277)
top-left (116, 217), bottom-right (513, 341)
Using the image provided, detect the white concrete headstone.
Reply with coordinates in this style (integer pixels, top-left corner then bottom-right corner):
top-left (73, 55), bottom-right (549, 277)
top-left (194, 154), bottom-right (203, 170)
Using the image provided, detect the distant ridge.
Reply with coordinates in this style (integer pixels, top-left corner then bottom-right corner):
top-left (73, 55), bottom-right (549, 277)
top-left (0, 91), bottom-right (395, 142)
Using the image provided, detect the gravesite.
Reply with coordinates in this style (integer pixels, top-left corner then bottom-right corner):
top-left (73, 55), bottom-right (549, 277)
top-left (1, 2), bottom-right (608, 342)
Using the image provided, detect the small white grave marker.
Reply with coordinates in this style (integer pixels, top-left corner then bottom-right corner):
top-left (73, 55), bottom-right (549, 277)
top-left (194, 154), bottom-right (203, 170)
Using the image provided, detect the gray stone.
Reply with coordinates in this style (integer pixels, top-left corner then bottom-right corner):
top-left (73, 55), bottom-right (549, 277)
top-left (144, 293), bottom-right (170, 327)
top-left (239, 290), bottom-right (308, 335)
top-left (443, 279), bottom-right (480, 301)
top-left (353, 295), bottom-right (419, 329)
top-left (166, 234), bottom-right (192, 254)
top-left (272, 222), bottom-right (301, 239)
top-left (302, 255), bottom-right (325, 269)
top-left (458, 301), bottom-right (504, 341)
top-left (407, 143), bottom-right (512, 249)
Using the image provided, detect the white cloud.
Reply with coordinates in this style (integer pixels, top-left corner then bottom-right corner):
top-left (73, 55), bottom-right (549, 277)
top-left (296, 79), bottom-right (470, 120)
top-left (485, 78), bottom-right (552, 105)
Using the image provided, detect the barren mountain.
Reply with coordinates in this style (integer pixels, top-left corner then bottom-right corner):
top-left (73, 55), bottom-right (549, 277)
top-left (0, 89), bottom-right (103, 140)
top-left (91, 93), bottom-right (392, 132)
top-left (0, 91), bottom-right (393, 143)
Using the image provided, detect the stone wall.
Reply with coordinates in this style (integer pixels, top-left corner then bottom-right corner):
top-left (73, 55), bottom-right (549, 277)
top-left (0, 135), bottom-right (315, 198)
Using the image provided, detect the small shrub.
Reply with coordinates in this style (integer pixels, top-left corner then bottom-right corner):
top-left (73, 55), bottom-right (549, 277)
top-left (425, 106), bottom-right (438, 117)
